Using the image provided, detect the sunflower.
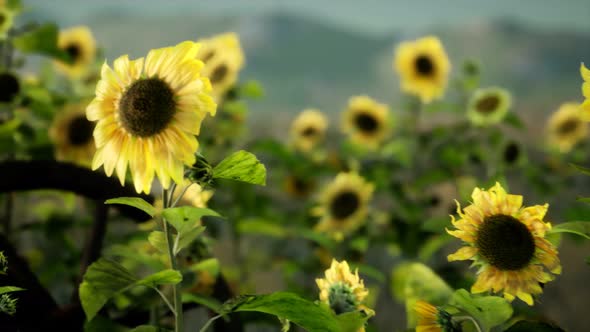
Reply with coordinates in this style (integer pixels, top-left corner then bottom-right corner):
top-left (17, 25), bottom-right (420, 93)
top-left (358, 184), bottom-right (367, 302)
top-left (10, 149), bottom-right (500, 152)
top-left (290, 109), bottom-right (328, 153)
top-left (394, 36), bottom-right (451, 103)
top-left (284, 173), bottom-right (315, 198)
top-left (196, 32), bottom-right (245, 100)
top-left (87, 41), bottom-right (217, 194)
top-left (580, 63), bottom-right (590, 120)
top-left (313, 172), bottom-right (374, 237)
top-left (316, 259), bottom-right (374, 331)
top-left (175, 180), bottom-right (213, 208)
top-left (49, 103), bottom-right (96, 167)
top-left (447, 182), bottom-right (561, 305)
top-left (342, 96), bottom-right (390, 149)
top-left (467, 87), bottom-right (512, 126)
top-left (414, 301), bottom-right (459, 332)
top-left (54, 26), bottom-right (97, 79)
top-left (546, 102), bottom-right (588, 153)
top-left (424, 181), bottom-right (458, 218)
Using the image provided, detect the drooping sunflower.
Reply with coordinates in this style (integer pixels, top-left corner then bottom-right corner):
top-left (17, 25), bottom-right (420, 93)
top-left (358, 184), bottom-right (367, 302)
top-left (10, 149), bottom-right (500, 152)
top-left (546, 102), bottom-right (588, 153)
top-left (313, 172), bottom-right (374, 237)
top-left (467, 87), bottom-right (512, 126)
top-left (316, 259), bottom-right (374, 331)
top-left (196, 32), bottom-right (245, 100)
top-left (580, 63), bottom-right (590, 120)
top-left (87, 41), bottom-right (217, 194)
top-left (342, 96), bottom-right (390, 149)
top-left (447, 182), bottom-right (561, 305)
top-left (290, 109), bottom-right (328, 153)
top-left (414, 301), bottom-right (459, 332)
top-left (49, 103), bottom-right (96, 167)
top-left (394, 36), bottom-right (451, 103)
top-left (54, 26), bottom-right (97, 79)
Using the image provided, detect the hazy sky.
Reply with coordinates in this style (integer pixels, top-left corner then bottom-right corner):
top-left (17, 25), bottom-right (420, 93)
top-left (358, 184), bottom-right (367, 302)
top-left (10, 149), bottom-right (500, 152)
top-left (24, 0), bottom-right (590, 36)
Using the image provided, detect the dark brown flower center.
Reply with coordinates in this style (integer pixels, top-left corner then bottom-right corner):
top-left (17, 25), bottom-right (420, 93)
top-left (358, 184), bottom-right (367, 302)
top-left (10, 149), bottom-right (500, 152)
top-left (65, 43), bottom-right (82, 62)
top-left (201, 50), bottom-right (216, 63)
top-left (67, 115), bottom-right (95, 145)
top-left (415, 54), bottom-right (434, 76)
top-left (0, 72), bottom-right (20, 103)
top-left (557, 118), bottom-right (580, 135)
top-left (503, 142), bottom-right (520, 164)
top-left (475, 95), bottom-right (500, 114)
top-left (301, 126), bottom-right (318, 137)
top-left (210, 64), bottom-right (228, 84)
top-left (354, 112), bottom-right (379, 133)
top-left (329, 191), bottom-right (360, 220)
top-left (476, 214), bottom-right (535, 270)
top-left (119, 78), bottom-right (176, 137)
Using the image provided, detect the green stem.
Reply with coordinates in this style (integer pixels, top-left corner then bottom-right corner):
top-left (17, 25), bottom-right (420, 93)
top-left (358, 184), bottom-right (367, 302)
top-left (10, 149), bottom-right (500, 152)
top-left (454, 315), bottom-right (484, 332)
top-left (163, 188), bottom-right (183, 332)
top-left (199, 314), bottom-right (222, 332)
top-left (154, 287), bottom-right (176, 316)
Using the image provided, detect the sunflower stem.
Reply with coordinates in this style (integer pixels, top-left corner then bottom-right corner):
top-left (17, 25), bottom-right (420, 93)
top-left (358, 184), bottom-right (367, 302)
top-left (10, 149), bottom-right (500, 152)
top-left (162, 188), bottom-right (184, 332)
top-left (454, 315), bottom-right (483, 332)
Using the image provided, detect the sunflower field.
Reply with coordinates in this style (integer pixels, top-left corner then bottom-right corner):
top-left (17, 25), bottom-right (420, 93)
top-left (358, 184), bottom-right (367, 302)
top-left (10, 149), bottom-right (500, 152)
top-left (1, 1), bottom-right (590, 332)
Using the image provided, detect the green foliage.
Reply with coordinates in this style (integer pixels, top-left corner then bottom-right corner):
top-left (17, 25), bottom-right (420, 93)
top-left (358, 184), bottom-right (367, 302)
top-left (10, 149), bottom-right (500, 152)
top-left (219, 292), bottom-right (369, 332)
top-left (182, 293), bottom-right (222, 314)
top-left (391, 262), bottom-right (453, 328)
top-left (161, 206), bottom-right (218, 254)
top-left (105, 197), bottom-right (156, 217)
top-left (79, 258), bottom-right (182, 321)
top-left (237, 80), bottom-right (265, 99)
top-left (0, 294), bottom-right (18, 316)
top-left (449, 289), bottom-right (513, 331)
top-left (147, 231), bottom-right (168, 253)
top-left (237, 218), bottom-right (288, 238)
top-left (547, 221), bottom-right (590, 240)
top-left (13, 23), bottom-right (71, 62)
top-left (391, 262), bottom-right (453, 302)
top-left (0, 286), bottom-right (25, 294)
top-left (213, 150), bottom-right (267, 185)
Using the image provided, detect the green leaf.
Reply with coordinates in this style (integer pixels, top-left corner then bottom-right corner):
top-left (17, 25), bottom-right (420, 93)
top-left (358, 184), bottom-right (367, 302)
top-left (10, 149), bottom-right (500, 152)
top-left (13, 23), bottom-right (70, 62)
top-left (182, 293), bottom-right (222, 314)
top-left (0, 286), bottom-right (24, 295)
top-left (220, 292), bottom-right (367, 332)
top-left (503, 112), bottom-right (525, 129)
top-left (162, 206), bottom-right (219, 233)
top-left (391, 262), bottom-right (453, 328)
top-left (505, 320), bottom-right (565, 332)
top-left (188, 258), bottom-right (220, 276)
top-left (79, 259), bottom-right (182, 321)
top-left (105, 197), bottom-right (156, 217)
top-left (336, 311), bottom-right (370, 332)
top-left (0, 118), bottom-right (21, 138)
top-left (449, 289), bottom-right (513, 331)
top-left (547, 222), bottom-right (590, 239)
top-left (237, 218), bottom-right (287, 238)
top-left (213, 150), bottom-right (267, 185)
top-left (129, 326), bottom-right (170, 332)
top-left (147, 231), bottom-right (168, 253)
top-left (571, 163), bottom-right (590, 176)
top-left (391, 262), bottom-right (453, 302)
top-left (176, 226), bottom-right (206, 254)
top-left (135, 270), bottom-right (182, 288)
top-left (79, 259), bottom-right (138, 321)
top-left (238, 80), bottom-right (265, 99)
